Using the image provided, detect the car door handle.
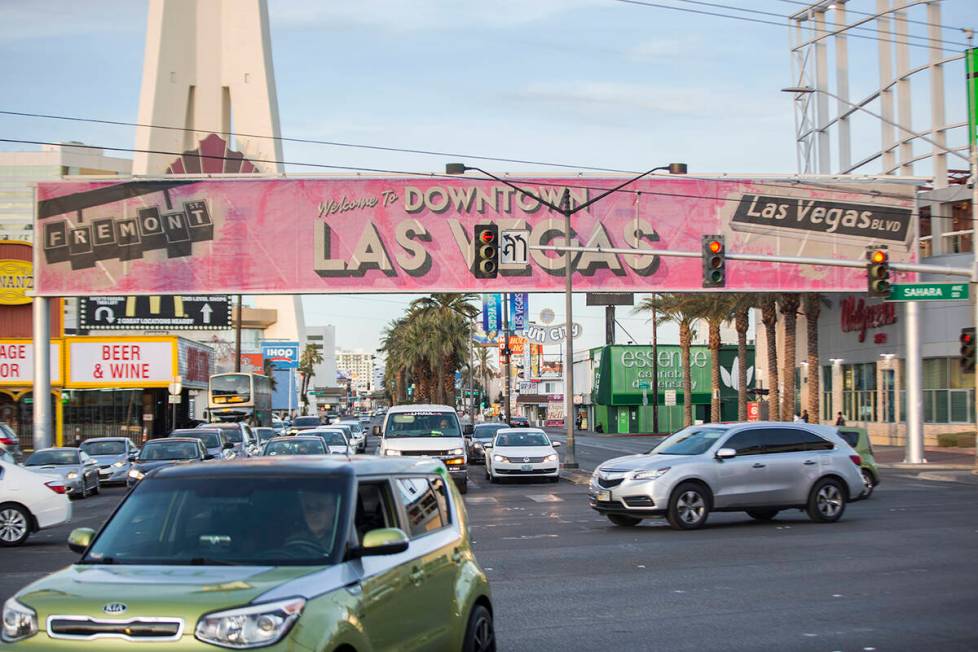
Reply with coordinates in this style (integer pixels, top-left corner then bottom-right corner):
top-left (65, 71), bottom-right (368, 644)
top-left (803, 460), bottom-right (817, 466)
top-left (752, 462), bottom-right (766, 468)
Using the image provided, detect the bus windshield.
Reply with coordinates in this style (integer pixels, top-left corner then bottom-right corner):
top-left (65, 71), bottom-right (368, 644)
top-left (210, 374), bottom-right (251, 401)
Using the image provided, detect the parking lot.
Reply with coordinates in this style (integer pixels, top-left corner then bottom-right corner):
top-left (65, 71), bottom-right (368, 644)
top-left (2, 432), bottom-right (977, 651)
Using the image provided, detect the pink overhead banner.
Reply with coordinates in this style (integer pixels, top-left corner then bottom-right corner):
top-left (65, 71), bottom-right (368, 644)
top-left (34, 177), bottom-right (916, 296)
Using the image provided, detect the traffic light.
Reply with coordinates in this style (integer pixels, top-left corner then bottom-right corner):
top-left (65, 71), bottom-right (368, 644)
top-left (960, 327), bottom-right (976, 373)
top-left (702, 235), bottom-right (725, 288)
top-left (866, 247), bottom-right (891, 298)
top-left (472, 223), bottom-right (499, 279)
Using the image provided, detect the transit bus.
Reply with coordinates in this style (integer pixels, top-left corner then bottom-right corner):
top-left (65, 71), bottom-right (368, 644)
top-left (207, 372), bottom-right (273, 426)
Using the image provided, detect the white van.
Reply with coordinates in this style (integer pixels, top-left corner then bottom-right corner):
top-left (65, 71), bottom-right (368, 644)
top-left (376, 404), bottom-right (471, 493)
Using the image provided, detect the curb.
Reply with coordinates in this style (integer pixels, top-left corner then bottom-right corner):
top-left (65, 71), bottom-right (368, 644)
top-left (879, 463), bottom-right (974, 471)
top-left (560, 469), bottom-right (592, 486)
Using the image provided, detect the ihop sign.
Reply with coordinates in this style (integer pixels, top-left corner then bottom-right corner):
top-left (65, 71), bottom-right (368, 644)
top-left (261, 341), bottom-right (299, 370)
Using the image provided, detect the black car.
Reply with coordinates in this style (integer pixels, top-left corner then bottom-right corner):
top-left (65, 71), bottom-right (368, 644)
top-left (128, 437), bottom-right (211, 488)
top-left (509, 416), bottom-right (530, 428)
top-left (170, 428), bottom-right (234, 460)
top-left (468, 423), bottom-right (509, 464)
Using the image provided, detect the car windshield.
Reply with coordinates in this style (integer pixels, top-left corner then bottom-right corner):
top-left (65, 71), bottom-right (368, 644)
top-left (264, 439), bottom-right (326, 456)
top-left (81, 440), bottom-right (127, 456)
top-left (82, 476), bottom-right (347, 566)
top-left (496, 431), bottom-right (550, 447)
top-left (207, 424), bottom-right (242, 443)
top-left (474, 424), bottom-right (506, 441)
top-left (139, 441), bottom-right (200, 461)
top-left (255, 428), bottom-right (276, 442)
top-left (314, 431), bottom-right (348, 447)
top-left (385, 412), bottom-right (461, 438)
top-left (340, 421), bottom-right (362, 433)
top-left (26, 449), bottom-right (79, 466)
top-left (293, 417), bottom-right (321, 428)
top-left (173, 430), bottom-right (222, 449)
top-left (652, 427), bottom-right (727, 456)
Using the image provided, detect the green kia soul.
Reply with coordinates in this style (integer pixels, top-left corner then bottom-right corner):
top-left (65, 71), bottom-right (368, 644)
top-left (2, 457), bottom-right (495, 651)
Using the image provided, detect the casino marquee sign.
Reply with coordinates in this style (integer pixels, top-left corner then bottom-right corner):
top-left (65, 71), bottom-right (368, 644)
top-left (33, 177), bottom-right (916, 296)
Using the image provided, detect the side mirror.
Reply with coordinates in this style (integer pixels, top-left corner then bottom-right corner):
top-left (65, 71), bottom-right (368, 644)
top-left (716, 447), bottom-right (737, 460)
top-left (128, 452), bottom-right (138, 461)
top-left (223, 442), bottom-right (234, 450)
top-left (463, 424), bottom-right (474, 435)
top-left (372, 425), bottom-right (382, 437)
top-left (68, 527), bottom-right (96, 554)
top-left (354, 528), bottom-right (410, 557)
top-left (551, 441), bottom-right (562, 448)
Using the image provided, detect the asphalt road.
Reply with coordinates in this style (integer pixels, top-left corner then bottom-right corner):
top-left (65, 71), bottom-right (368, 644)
top-left (3, 428), bottom-right (977, 651)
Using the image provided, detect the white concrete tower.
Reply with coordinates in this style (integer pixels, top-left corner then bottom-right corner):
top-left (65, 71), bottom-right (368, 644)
top-left (132, 0), bottom-right (303, 342)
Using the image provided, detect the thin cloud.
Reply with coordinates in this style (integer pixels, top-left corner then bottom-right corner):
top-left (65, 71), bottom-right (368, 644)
top-left (0, 0), bottom-right (144, 41)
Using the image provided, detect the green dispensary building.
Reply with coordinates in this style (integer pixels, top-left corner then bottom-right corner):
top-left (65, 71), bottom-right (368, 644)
top-left (589, 344), bottom-right (755, 434)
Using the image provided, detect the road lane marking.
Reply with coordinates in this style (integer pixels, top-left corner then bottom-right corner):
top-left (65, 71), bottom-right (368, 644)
top-left (527, 494), bottom-right (563, 502)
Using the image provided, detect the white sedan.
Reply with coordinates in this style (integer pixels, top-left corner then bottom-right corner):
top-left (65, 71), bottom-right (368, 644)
top-left (306, 428), bottom-right (355, 455)
top-left (0, 460), bottom-right (72, 547)
top-left (485, 428), bottom-right (561, 483)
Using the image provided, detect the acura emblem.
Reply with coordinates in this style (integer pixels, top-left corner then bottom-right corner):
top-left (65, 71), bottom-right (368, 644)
top-left (103, 603), bottom-right (127, 615)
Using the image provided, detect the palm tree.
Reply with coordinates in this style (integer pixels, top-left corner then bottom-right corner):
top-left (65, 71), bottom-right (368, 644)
top-left (779, 294), bottom-right (801, 420)
top-left (698, 294), bottom-right (738, 423)
top-left (378, 318), bottom-right (408, 404)
top-left (733, 294), bottom-right (759, 421)
top-left (803, 294), bottom-right (822, 423)
top-left (760, 296), bottom-right (780, 421)
top-left (297, 344), bottom-right (324, 409)
top-left (409, 293), bottom-right (478, 406)
top-left (474, 345), bottom-right (498, 411)
top-left (655, 294), bottom-right (704, 427)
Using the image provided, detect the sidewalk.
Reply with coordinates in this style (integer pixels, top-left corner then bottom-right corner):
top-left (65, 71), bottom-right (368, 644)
top-left (874, 445), bottom-right (975, 470)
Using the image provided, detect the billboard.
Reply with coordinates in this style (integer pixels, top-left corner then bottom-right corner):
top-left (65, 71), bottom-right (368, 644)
top-left (80, 295), bottom-right (232, 330)
top-left (34, 177), bottom-right (915, 296)
top-left (261, 341), bottom-right (299, 370)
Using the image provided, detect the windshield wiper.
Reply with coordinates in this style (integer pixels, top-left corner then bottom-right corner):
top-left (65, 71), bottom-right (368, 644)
top-left (189, 558), bottom-right (241, 566)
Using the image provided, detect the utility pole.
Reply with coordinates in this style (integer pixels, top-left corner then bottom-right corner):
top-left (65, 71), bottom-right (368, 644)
top-left (469, 315), bottom-right (476, 426)
top-left (651, 300), bottom-right (659, 434)
top-left (234, 294), bottom-right (242, 372)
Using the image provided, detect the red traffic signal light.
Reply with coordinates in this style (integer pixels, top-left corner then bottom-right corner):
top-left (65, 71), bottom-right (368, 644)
top-left (960, 327), bottom-right (976, 372)
top-left (866, 246), bottom-right (891, 298)
top-left (472, 223), bottom-right (499, 279)
top-left (870, 249), bottom-right (888, 264)
top-left (479, 229), bottom-right (496, 245)
top-left (708, 240), bottom-right (723, 254)
top-left (702, 234), bottom-right (726, 288)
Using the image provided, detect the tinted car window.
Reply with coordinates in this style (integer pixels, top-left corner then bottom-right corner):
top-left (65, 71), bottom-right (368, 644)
top-left (396, 477), bottom-right (448, 537)
top-left (763, 428), bottom-right (834, 454)
top-left (140, 441), bottom-right (201, 461)
top-left (723, 430), bottom-right (766, 456)
top-left (473, 424), bottom-right (506, 441)
top-left (293, 416), bottom-right (321, 428)
top-left (654, 427), bottom-right (726, 455)
top-left (838, 430), bottom-right (860, 447)
top-left (207, 424), bottom-right (243, 443)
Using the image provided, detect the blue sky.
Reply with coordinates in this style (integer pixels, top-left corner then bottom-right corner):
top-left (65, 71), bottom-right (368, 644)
top-left (1, 0), bottom-right (974, 354)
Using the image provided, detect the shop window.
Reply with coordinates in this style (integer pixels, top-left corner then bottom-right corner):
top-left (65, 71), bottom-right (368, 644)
top-left (842, 363), bottom-right (877, 422)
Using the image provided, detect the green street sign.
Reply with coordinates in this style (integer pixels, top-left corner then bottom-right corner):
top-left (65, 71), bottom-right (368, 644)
top-left (888, 283), bottom-right (970, 302)
top-left (637, 380), bottom-right (651, 390)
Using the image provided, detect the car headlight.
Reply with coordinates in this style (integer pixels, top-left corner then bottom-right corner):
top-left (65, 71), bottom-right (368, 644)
top-left (384, 449), bottom-right (401, 456)
top-left (544, 453), bottom-right (559, 463)
top-left (448, 448), bottom-right (464, 456)
top-left (631, 467), bottom-right (671, 481)
top-left (493, 454), bottom-right (508, 463)
top-left (128, 468), bottom-right (144, 480)
top-left (195, 597), bottom-right (305, 649)
top-left (473, 442), bottom-right (483, 450)
top-left (112, 460), bottom-right (125, 468)
top-left (2, 597), bottom-right (38, 642)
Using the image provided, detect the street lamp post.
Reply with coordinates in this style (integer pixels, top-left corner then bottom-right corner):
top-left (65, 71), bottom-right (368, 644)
top-left (446, 162), bottom-right (688, 468)
top-left (782, 85), bottom-right (975, 465)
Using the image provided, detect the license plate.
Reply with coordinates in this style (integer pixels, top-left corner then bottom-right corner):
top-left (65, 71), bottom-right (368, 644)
top-left (521, 464), bottom-right (533, 471)
top-left (99, 469), bottom-right (111, 476)
top-left (596, 490), bottom-right (611, 502)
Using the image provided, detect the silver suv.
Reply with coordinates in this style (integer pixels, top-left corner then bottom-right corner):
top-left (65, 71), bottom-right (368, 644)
top-left (589, 422), bottom-right (865, 530)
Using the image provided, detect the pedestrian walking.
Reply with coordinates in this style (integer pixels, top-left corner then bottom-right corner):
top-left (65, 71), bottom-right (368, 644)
top-left (792, 414), bottom-right (802, 423)
top-left (834, 412), bottom-right (846, 426)
top-left (801, 410), bottom-right (810, 423)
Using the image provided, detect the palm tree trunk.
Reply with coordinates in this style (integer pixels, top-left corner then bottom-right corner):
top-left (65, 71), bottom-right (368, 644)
top-left (709, 320), bottom-right (721, 422)
top-left (735, 305), bottom-right (749, 421)
top-left (804, 294), bottom-right (822, 423)
top-left (780, 295), bottom-right (801, 420)
top-left (680, 320), bottom-right (693, 427)
top-left (761, 297), bottom-right (780, 421)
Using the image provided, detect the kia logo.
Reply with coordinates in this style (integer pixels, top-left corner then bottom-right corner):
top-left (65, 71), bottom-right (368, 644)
top-left (103, 603), bottom-right (127, 615)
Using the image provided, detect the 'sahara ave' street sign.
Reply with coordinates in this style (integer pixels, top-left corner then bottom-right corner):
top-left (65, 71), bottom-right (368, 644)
top-left (888, 283), bottom-right (969, 302)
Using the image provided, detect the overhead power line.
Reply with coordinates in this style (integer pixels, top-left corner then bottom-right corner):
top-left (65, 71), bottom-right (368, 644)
top-left (0, 136), bottom-right (925, 222)
top-left (772, 0), bottom-right (975, 34)
top-left (608, 0), bottom-right (964, 52)
top-left (0, 107), bottom-right (954, 205)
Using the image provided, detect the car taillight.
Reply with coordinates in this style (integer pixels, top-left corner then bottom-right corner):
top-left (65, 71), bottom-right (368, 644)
top-left (0, 437), bottom-right (16, 445)
top-left (45, 481), bottom-right (67, 494)
top-left (849, 454), bottom-right (862, 466)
